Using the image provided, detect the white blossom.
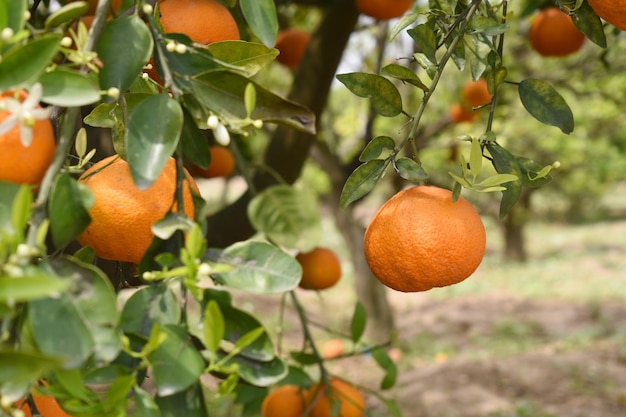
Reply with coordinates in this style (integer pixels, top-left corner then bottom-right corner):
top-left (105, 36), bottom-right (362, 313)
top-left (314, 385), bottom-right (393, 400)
top-left (0, 83), bottom-right (51, 146)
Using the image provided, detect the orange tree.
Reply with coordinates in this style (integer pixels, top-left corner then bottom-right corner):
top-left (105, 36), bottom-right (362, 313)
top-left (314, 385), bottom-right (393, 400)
top-left (0, 0), bottom-right (621, 417)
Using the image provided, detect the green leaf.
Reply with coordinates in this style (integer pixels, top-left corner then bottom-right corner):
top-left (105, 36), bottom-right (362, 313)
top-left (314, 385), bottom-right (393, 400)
top-left (239, 0), bottom-right (278, 47)
top-left (372, 347), bottom-right (398, 390)
top-left (148, 324), bottom-right (205, 397)
top-left (572, 2), bottom-right (607, 48)
top-left (0, 274), bottom-right (67, 303)
top-left (206, 41), bottom-right (278, 77)
top-left (190, 71), bottom-right (316, 134)
top-left (407, 24), bottom-right (437, 64)
top-left (516, 157), bottom-right (553, 187)
top-left (0, 34), bottom-right (62, 90)
top-left (0, 181), bottom-right (21, 238)
top-left (96, 15), bottom-right (153, 93)
top-left (151, 212), bottom-right (196, 240)
top-left (380, 64), bottom-right (429, 91)
top-left (84, 92), bottom-right (150, 128)
top-left (49, 173), bottom-right (93, 248)
top-left (518, 79), bottom-right (574, 134)
top-left (467, 16), bottom-right (508, 36)
top-left (336, 73), bottom-right (403, 117)
top-left (11, 184), bottom-right (32, 240)
top-left (247, 185), bottom-right (322, 251)
top-left (180, 107), bottom-right (212, 169)
top-left (485, 142), bottom-right (524, 218)
top-left (0, 350), bottom-right (61, 384)
top-left (2, 0), bottom-right (27, 33)
top-left (119, 284), bottom-right (181, 338)
top-left (203, 300), bottom-right (225, 355)
top-left (134, 386), bottom-right (161, 417)
top-left (29, 294), bottom-right (95, 368)
top-left (477, 173), bottom-right (518, 188)
top-left (350, 302), bottom-right (367, 344)
top-left (38, 68), bottom-right (101, 106)
top-left (155, 383), bottom-right (208, 417)
top-left (394, 157), bottom-right (429, 183)
top-left (244, 82), bottom-right (256, 117)
top-left (359, 136), bottom-right (395, 162)
top-left (126, 94), bottom-right (183, 189)
top-left (206, 241), bottom-right (302, 294)
top-left (216, 351), bottom-right (287, 387)
top-left (44, 2), bottom-right (89, 29)
top-left (469, 137), bottom-right (482, 180)
top-left (339, 160), bottom-right (387, 209)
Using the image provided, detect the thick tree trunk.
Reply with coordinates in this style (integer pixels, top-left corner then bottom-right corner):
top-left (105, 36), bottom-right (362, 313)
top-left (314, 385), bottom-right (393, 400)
top-left (503, 188), bottom-right (532, 262)
top-left (205, 0), bottom-right (360, 247)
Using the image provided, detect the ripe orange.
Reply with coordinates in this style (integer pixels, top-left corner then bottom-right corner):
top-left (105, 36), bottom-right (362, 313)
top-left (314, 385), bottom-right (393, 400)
top-left (306, 378), bottom-right (365, 417)
top-left (355, 0), bottom-right (413, 20)
top-left (449, 102), bottom-right (477, 124)
top-left (16, 381), bottom-right (73, 417)
top-left (189, 146), bottom-right (235, 178)
top-left (295, 248), bottom-right (342, 290)
top-left (77, 155), bottom-right (198, 264)
top-left (158, 0), bottom-right (240, 45)
top-left (588, 0), bottom-right (626, 31)
top-left (364, 186), bottom-right (486, 292)
top-left (322, 339), bottom-right (344, 359)
top-left (274, 28), bottom-right (311, 69)
top-left (461, 78), bottom-right (491, 108)
top-left (0, 91), bottom-right (56, 186)
top-left (529, 7), bottom-right (586, 57)
top-left (69, 0), bottom-right (123, 15)
top-left (261, 385), bottom-right (306, 417)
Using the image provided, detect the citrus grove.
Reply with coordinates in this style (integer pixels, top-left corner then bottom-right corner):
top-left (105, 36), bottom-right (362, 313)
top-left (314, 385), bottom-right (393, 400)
top-left (0, 0), bottom-right (624, 416)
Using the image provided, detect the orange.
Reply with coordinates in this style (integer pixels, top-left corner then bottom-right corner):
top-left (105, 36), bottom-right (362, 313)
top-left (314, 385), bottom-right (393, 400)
top-left (306, 378), bottom-right (365, 417)
top-left (68, 0), bottom-right (123, 15)
top-left (322, 339), bottom-right (344, 359)
top-left (261, 385), bottom-right (306, 417)
top-left (189, 146), bottom-right (235, 178)
top-left (355, 0), bottom-right (413, 20)
top-left (449, 102), bottom-right (477, 124)
top-left (461, 78), bottom-right (491, 108)
top-left (295, 248), bottom-right (342, 290)
top-left (274, 28), bottom-right (311, 69)
top-left (588, 0), bottom-right (626, 31)
top-left (529, 7), bottom-right (586, 57)
top-left (158, 0), bottom-right (240, 45)
top-left (16, 381), bottom-right (73, 417)
top-left (0, 91), bottom-right (56, 186)
top-left (363, 186), bottom-right (486, 292)
top-left (77, 155), bottom-right (198, 264)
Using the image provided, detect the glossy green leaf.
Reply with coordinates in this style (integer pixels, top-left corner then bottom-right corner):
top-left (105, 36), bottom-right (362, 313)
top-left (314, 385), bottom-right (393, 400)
top-left (54, 369), bottom-right (95, 402)
top-left (247, 185), bottom-right (322, 251)
top-left (0, 350), bottom-right (61, 384)
top-left (156, 383), bottom-right (208, 417)
top-left (134, 386), bottom-right (161, 417)
top-left (477, 173), bottom-right (518, 188)
top-left (380, 64), bottom-right (428, 91)
top-left (518, 79), bottom-right (574, 134)
top-left (0, 34), bottom-right (62, 90)
top-left (38, 68), bottom-right (101, 106)
top-left (485, 142), bottom-right (523, 218)
top-left (206, 41), bottom-right (278, 77)
top-left (151, 213), bottom-right (196, 240)
top-left (372, 347), bottom-right (398, 390)
top-left (96, 15), bottom-right (153, 92)
top-left (119, 284), bottom-right (181, 338)
top-left (217, 351), bottom-right (287, 387)
top-left (350, 302), bottom-right (367, 344)
top-left (394, 157), bottom-right (429, 183)
top-left (152, 34), bottom-right (222, 84)
top-left (572, 2), bottom-right (606, 48)
top-left (3, 0), bottom-right (26, 33)
top-left (407, 24), bottom-right (437, 64)
top-left (49, 173), bottom-right (93, 248)
top-left (359, 136), bottom-right (395, 162)
top-left (206, 241), bottom-right (302, 294)
top-left (29, 294), bottom-right (95, 368)
top-left (180, 107), bottom-right (211, 169)
top-left (203, 300), bottom-right (225, 355)
top-left (339, 159), bottom-right (388, 209)
top-left (240, 0), bottom-right (278, 47)
top-left (45, 2), bottom-right (89, 29)
top-left (0, 274), bottom-right (67, 303)
top-left (83, 93), bottom-right (150, 128)
top-left (336, 73), bottom-right (403, 117)
top-left (50, 256), bottom-right (121, 362)
top-left (190, 71), bottom-right (316, 134)
top-left (148, 324), bottom-right (205, 397)
top-left (126, 94), bottom-right (183, 189)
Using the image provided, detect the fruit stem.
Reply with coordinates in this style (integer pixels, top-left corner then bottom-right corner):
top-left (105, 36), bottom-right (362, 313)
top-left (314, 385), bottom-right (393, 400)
top-left (289, 291), bottom-right (328, 380)
top-left (485, 0), bottom-right (508, 133)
